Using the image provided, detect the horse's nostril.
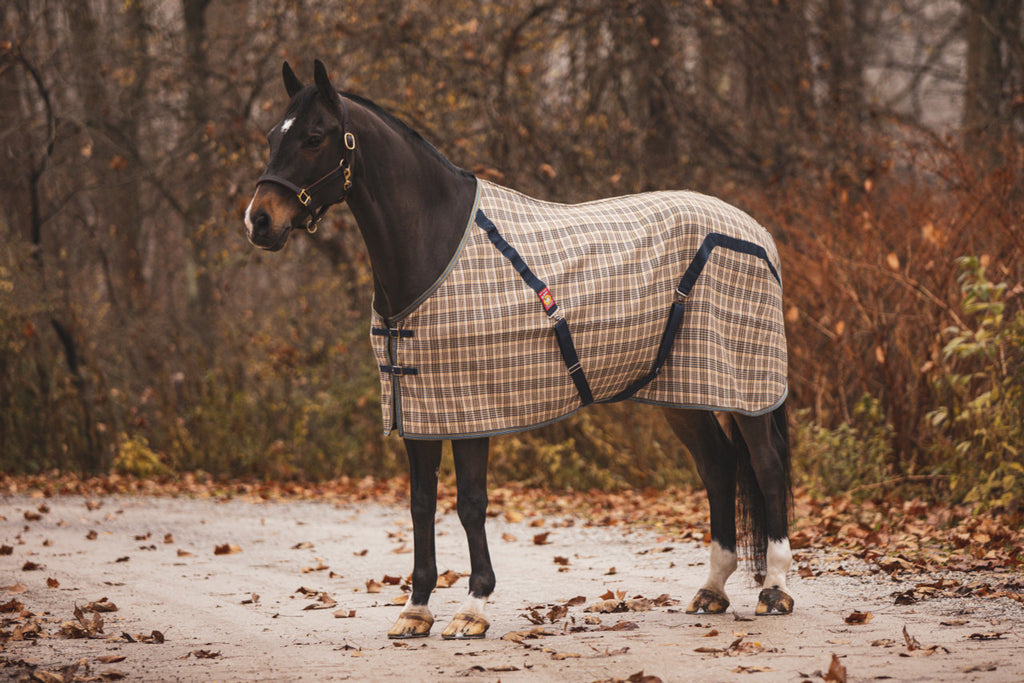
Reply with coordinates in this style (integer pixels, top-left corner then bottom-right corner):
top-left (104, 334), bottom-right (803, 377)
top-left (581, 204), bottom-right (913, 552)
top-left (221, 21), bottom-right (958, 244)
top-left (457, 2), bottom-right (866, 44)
top-left (250, 208), bottom-right (270, 237)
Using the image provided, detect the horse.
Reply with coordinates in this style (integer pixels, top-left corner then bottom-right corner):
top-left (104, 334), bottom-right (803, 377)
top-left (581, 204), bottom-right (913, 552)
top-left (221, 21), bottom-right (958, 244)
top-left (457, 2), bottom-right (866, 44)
top-left (245, 60), bottom-right (794, 640)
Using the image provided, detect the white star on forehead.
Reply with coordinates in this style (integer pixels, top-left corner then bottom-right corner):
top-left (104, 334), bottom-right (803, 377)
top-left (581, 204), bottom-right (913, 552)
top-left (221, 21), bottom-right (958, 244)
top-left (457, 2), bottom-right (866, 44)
top-left (281, 117), bottom-right (295, 133)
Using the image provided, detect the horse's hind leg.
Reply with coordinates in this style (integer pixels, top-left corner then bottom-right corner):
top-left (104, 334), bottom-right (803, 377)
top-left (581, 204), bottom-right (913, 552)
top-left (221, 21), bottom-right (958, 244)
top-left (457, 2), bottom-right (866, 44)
top-left (388, 438), bottom-right (442, 639)
top-left (442, 437), bottom-right (494, 639)
top-left (733, 408), bottom-right (794, 615)
top-left (663, 408), bottom-right (738, 614)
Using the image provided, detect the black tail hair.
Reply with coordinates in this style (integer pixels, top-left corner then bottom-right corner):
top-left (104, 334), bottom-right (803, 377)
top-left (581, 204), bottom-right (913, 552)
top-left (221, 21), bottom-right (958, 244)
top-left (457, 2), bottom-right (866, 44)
top-left (734, 401), bottom-right (792, 578)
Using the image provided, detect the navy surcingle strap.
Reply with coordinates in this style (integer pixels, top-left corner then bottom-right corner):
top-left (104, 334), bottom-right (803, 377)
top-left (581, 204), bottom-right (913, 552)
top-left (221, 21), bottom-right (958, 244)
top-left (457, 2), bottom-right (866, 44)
top-left (475, 209), bottom-right (594, 406)
top-left (604, 231), bottom-right (781, 403)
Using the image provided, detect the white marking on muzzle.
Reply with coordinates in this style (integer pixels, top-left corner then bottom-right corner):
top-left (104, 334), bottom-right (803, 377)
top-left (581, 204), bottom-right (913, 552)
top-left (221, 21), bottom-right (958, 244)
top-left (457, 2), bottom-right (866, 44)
top-left (244, 195), bottom-right (256, 241)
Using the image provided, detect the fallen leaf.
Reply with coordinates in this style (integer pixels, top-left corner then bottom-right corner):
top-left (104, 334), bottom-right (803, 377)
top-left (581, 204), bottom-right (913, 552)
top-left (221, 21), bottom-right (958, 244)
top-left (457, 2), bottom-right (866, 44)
top-left (177, 548), bottom-right (193, 557)
top-left (436, 569), bottom-right (460, 588)
top-left (214, 543), bottom-right (241, 555)
top-left (366, 579), bottom-right (383, 594)
top-left (46, 577), bottom-right (60, 588)
top-left (334, 608), bottom-right (357, 618)
top-left (844, 610), bottom-right (873, 625)
top-left (533, 532), bottom-right (551, 545)
top-left (565, 596), bottom-right (586, 606)
top-left (86, 530), bottom-right (98, 540)
top-left (1, 598), bottom-right (25, 612)
top-left (97, 655), bottom-right (127, 663)
top-left (824, 653), bottom-right (847, 682)
top-left (389, 594), bottom-right (409, 606)
top-left (501, 532), bottom-right (517, 542)
top-left (190, 649), bottom-right (221, 659)
top-left (87, 597), bottom-right (119, 613)
top-left (293, 542), bottom-right (314, 550)
top-left (22, 561), bottom-right (43, 571)
top-left (968, 632), bottom-right (1006, 640)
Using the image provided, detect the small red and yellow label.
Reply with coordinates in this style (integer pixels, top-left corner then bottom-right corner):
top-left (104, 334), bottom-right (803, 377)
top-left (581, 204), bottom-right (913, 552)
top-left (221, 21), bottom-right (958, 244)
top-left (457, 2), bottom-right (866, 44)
top-left (538, 287), bottom-right (555, 311)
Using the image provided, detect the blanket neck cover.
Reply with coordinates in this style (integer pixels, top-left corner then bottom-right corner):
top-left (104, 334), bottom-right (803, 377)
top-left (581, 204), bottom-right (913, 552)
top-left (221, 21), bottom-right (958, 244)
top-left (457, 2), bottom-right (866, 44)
top-left (371, 179), bottom-right (787, 439)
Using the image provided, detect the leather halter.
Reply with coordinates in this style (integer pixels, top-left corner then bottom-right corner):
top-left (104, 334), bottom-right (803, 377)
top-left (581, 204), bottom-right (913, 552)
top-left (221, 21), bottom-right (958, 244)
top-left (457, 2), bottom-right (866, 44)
top-left (255, 96), bottom-right (356, 234)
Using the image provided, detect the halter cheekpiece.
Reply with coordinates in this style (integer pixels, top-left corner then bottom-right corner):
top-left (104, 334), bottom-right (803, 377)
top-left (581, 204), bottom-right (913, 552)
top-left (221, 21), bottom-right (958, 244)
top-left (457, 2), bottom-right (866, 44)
top-left (255, 96), bottom-right (356, 234)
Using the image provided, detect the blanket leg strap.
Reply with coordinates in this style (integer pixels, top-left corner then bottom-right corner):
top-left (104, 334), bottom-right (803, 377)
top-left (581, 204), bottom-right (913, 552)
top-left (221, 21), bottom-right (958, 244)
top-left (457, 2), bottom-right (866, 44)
top-left (475, 209), bottom-right (594, 407)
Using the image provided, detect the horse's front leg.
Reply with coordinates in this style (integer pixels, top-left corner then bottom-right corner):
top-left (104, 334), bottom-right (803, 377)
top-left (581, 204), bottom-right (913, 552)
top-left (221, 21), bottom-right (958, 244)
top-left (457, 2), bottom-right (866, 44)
top-left (388, 438), bottom-right (443, 639)
top-left (441, 437), bottom-right (494, 639)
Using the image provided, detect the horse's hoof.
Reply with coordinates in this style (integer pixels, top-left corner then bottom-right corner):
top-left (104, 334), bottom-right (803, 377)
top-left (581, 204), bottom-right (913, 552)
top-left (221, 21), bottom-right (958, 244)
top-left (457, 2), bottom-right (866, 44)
top-left (388, 609), bottom-right (434, 639)
top-left (685, 588), bottom-right (730, 614)
top-left (755, 587), bottom-right (794, 615)
top-left (441, 611), bottom-right (490, 640)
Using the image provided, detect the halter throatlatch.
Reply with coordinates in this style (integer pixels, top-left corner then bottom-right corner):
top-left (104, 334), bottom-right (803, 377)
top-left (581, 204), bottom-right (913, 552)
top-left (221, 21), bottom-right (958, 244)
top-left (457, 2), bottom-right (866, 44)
top-left (255, 97), bottom-right (356, 234)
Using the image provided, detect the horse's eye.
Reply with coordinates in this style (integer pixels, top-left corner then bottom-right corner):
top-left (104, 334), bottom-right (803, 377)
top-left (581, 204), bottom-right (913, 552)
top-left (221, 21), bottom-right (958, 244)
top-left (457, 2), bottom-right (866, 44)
top-left (304, 133), bottom-right (324, 148)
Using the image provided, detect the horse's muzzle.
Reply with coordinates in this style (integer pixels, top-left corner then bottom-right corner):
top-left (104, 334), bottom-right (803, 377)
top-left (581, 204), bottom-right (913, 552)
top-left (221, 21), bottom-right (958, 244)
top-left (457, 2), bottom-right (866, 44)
top-left (245, 200), bottom-right (293, 252)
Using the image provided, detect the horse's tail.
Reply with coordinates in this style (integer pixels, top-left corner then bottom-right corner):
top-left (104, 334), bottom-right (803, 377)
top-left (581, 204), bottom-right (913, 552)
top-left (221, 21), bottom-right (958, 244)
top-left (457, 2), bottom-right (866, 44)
top-left (734, 401), bottom-right (792, 579)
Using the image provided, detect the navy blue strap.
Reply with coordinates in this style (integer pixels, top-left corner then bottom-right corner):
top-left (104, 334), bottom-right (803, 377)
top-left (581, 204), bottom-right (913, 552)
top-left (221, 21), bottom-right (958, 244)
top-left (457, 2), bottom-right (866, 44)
top-left (372, 327), bottom-right (414, 338)
top-left (380, 364), bottom-right (418, 376)
top-left (475, 209), bottom-right (594, 406)
top-left (603, 299), bottom-right (686, 403)
top-left (604, 231), bottom-right (780, 403)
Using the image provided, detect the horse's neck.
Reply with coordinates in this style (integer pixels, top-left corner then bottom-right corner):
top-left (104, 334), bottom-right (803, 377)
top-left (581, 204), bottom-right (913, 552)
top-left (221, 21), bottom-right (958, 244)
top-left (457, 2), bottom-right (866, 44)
top-left (343, 103), bottom-right (476, 322)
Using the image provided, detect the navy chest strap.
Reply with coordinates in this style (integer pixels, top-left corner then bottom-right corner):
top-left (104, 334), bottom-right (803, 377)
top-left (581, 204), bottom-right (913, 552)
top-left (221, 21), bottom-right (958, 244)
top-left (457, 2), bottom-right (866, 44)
top-left (475, 209), bottom-right (594, 406)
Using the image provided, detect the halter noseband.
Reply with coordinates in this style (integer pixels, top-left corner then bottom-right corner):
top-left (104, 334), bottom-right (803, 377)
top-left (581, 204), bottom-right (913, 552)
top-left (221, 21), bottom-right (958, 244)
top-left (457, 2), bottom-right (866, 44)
top-left (255, 96), bottom-right (357, 234)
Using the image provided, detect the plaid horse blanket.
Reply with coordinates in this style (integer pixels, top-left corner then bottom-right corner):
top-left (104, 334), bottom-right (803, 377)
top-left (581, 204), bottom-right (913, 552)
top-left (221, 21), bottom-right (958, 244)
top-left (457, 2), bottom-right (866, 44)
top-left (371, 179), bottom-right (787, 439)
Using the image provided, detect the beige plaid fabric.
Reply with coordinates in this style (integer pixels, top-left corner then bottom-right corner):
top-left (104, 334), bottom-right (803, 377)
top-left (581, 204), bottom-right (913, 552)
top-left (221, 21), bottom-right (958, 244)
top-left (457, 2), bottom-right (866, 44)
top-left (371, 179), bottom-right (787, 438)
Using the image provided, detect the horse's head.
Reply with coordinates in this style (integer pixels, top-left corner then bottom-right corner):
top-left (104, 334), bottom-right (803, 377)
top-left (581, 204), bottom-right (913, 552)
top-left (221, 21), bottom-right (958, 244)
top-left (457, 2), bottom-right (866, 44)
top-left (245, 60), bottom-right (355, 251)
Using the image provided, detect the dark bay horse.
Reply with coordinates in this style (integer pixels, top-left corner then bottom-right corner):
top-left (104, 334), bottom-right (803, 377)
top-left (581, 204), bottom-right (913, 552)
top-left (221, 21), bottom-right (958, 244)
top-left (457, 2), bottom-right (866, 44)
top-left (245, 61), bottom-right (793, 639)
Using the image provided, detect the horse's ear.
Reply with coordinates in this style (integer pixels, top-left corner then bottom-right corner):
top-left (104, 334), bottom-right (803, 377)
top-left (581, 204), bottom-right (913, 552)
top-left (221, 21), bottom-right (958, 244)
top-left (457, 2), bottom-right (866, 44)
top-left (283, 62), bottom-right (303, 98)
top-left (313, 59), bottom-right (340, 110)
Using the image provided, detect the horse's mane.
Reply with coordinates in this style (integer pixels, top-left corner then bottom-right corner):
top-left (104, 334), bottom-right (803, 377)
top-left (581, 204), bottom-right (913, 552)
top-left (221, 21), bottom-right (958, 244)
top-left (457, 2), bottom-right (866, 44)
top-left (340, 91), bottom-right (475, 180)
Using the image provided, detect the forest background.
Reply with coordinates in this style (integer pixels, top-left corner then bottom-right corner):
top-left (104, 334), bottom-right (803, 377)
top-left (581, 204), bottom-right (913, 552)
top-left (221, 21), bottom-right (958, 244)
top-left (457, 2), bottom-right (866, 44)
top-left (1, 0), bottom-right (1022, 511)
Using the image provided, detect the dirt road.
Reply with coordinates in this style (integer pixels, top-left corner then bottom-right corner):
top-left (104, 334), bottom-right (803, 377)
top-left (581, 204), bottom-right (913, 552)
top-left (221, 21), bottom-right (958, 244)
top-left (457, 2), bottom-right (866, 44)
top-left (2, 493), bottom-right (1022, 681)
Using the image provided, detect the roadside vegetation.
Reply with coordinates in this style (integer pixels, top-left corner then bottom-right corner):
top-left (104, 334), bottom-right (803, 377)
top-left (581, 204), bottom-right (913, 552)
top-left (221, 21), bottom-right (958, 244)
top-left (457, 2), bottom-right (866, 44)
top-left (2, 2), bottom-right (1022, 514)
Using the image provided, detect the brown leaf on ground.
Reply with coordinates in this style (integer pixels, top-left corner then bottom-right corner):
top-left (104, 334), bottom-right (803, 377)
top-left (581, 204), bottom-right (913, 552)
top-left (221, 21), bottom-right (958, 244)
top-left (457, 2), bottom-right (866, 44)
top-left (435, 569), bottom-right (460, 587)
top-left (22, 561), bottom-right (42, 571)
top-left (502, 626), bottom-right (555, 643)
top-left (565, 595), bottom-right (587, 606)
top-left (190, 649), bottom-right (221, 659)
top-left (333, 608), bottom-right (356, 618)
top-left (46, 577), bottom-right (60, 588)
top-left (824, 654), bottom-right (847, 682)
top-left (501, 532), bottom-right (517, 542)
top-left (86, 597), bottom-right (119, 613)
top-left (302, 591), bottom-right (337, 610)
top-left (968, 632), bottom-right (1006, 640)
top-left (365, 579), bottom-right (383, 593)
top-left (844, 610), bottom-right (873, 624)
top-left (213, 543), bottom-right (241, 555)
top-left (533, 532), bottom-right (551, 545)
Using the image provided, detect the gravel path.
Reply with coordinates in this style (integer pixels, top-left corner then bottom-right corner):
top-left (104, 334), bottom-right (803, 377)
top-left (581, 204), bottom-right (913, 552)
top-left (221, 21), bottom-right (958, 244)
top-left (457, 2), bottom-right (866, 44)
top-left (3, 494), bottom-right (1022, 682)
